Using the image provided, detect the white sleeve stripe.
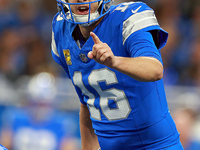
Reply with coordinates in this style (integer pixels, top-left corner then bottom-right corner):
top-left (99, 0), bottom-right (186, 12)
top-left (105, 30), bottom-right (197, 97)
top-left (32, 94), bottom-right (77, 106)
top-left (123, 10), bottom-right (159, 44)
top-left (51, 31), bottom-right (60, 57)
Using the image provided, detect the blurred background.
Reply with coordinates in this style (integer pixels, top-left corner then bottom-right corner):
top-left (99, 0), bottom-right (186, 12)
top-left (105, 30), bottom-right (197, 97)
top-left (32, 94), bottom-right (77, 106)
top-left (0, 0), bottom-right (200, 149)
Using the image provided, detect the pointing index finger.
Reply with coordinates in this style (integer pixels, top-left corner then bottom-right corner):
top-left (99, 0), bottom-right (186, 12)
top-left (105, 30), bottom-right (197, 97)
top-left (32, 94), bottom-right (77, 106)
top-left (90, 32), bottom-right (102, 44)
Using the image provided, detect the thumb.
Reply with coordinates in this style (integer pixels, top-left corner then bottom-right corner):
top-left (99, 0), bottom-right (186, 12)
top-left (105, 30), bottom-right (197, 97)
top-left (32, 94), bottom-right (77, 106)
top-left (90, 32), bottom-right (102, 44)
top-left (87, 51), bottom-right (94, 59)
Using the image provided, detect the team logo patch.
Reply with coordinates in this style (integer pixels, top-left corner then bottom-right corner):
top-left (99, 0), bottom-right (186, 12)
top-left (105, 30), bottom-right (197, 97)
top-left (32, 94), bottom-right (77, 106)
top-left (63, 49), bottom-right (72, 65)
top-left (79, 53), bottom-right (88, 63)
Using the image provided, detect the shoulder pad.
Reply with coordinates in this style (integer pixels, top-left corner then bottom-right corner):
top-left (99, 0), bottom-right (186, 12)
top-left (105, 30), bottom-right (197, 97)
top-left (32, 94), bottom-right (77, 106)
top-left (111, 2), bottom-right (152, 21)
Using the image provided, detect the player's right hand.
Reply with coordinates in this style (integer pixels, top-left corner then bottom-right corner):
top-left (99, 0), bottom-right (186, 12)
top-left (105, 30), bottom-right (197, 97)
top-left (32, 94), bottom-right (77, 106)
top-left (88, 32), bottom-right (116, 68)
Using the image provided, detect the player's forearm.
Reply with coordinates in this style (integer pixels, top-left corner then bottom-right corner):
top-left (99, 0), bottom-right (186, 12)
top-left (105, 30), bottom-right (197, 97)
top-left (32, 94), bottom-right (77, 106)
top-left (80, 104), bottom-right (100, 150)
top-left (112, 56), bottom-right (163, 82)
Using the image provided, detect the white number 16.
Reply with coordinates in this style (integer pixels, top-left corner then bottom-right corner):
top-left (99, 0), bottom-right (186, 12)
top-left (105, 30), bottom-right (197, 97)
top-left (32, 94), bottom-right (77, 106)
top-left (73, 68), bottom-right (131, 121)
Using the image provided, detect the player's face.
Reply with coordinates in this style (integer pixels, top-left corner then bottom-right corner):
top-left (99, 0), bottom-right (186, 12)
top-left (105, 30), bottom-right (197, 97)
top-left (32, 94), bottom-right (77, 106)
top-left (68, 0), bottom-right (99, 15)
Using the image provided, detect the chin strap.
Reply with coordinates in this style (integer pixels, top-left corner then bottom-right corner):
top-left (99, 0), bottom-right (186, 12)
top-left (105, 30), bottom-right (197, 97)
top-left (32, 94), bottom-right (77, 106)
top-left (71, 11), bottom-right (100, 26)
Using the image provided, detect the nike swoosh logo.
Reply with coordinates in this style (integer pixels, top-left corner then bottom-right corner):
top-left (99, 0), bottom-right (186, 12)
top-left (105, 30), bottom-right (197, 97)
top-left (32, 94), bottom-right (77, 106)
top-left (131, 6), bottom-right (142, 14)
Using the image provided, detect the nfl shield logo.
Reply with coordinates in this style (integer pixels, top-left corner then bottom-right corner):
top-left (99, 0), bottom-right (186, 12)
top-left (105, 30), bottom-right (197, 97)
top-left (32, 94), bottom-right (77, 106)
top-left (79, 53), bottom-right (88, 63)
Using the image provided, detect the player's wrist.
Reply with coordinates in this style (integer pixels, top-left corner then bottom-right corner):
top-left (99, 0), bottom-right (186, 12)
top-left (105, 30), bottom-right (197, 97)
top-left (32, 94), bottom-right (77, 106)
top-left (111, 56), bottom-right (121, 69)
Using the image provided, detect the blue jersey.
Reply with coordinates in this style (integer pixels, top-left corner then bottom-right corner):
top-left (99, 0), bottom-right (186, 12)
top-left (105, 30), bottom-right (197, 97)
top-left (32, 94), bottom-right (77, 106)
top-left (51, 2), bottom-right (181, 149)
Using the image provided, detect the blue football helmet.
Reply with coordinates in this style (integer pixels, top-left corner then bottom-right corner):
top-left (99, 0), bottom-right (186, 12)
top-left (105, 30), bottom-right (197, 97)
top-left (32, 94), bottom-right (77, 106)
top-left (56, 0), bottom-right (113, 26)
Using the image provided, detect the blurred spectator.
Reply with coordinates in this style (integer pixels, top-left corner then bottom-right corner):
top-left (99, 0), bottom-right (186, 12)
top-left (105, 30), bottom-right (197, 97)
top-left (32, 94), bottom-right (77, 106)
top-left (152, 0), bottom-right (189, 85)
top-left (0, 28), bottom-right (26, 82)
top-left (149, 0), bottom-right (200, 86)
top-left (0, 72), bottom-right (81, 150)
top-left (38, 0), bottom-right (57, 42)
top-left (0, 0), bottom-right (65, 82)
top-left (173, 108), bottom-right (200, 150)
top-left (0, 0), bottom-right (17, 33)
top-left (190, 0), bottom-right (200, 33)
top-left (24, 37), bottom-right (51, 76)
top-left (180, 34), bottom-right (200, 86)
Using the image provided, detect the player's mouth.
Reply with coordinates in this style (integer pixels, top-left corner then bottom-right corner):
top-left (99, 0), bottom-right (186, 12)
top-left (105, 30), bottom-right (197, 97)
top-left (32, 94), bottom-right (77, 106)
top-left (77, 6), bottom-right (89, 15)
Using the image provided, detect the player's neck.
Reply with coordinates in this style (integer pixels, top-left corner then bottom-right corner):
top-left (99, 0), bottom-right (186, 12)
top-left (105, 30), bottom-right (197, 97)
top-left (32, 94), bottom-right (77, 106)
top-left (78, 25), bottom-right (92, 39)
top-left (78, 16), bottom-right (104, 38)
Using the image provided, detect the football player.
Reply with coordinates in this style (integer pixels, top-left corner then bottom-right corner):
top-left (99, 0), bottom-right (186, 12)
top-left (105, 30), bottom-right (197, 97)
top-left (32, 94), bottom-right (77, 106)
top-left (51, 0), bottom-right (183, 149)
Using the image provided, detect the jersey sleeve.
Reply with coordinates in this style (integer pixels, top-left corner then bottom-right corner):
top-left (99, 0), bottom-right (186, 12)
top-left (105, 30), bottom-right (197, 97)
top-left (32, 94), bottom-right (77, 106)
top-left (118, 2), bottom-right (168, 63)
top-left (51, 13), bottom-right (63, 66)
top-left (51, 13), bottom-right (70, 78)
top-left (121, 2), bottom-right (168, 50)
top-left (125, 31), bottom-right (163, 63)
